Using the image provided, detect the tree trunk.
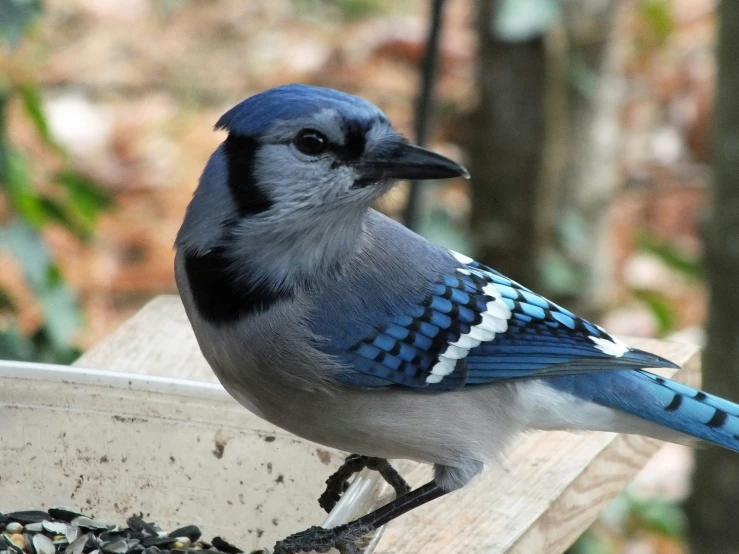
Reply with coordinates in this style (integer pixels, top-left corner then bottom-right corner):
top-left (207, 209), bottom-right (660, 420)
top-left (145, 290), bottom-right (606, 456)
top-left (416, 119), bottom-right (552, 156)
top-left (685, 3), bottom-right (739, 553)
top-left (469, 0), bottom-right (621, 307)
top-left (469, 0), bottom-right (547, 288)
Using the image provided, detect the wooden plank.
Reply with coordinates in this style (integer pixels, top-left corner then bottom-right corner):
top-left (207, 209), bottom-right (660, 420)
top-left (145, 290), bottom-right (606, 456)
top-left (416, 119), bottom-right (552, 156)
top-left (75, 296), bottom-right (700, 554)
top-left (75, 295), bottom-right (215, 382)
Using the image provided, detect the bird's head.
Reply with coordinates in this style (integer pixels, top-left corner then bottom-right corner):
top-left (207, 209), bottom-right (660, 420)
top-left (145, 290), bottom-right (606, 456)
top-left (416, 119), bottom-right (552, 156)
top-left (176, 84), bottom-right (468, 276)
top-left (213, 84), bottom-right (468, 217)
top-left (186, 84), bottom-right (467, 229)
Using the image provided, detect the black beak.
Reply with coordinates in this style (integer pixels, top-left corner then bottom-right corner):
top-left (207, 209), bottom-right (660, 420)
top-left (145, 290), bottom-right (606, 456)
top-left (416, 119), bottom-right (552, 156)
top-left (354, 142), bottom-right (469, 187)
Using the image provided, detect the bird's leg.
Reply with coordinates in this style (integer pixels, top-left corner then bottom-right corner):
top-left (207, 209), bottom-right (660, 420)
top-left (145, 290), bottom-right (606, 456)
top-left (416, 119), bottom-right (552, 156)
top-left (274, 480), bottom-right (445, 554)
top-left (319, 454), bottom-right (411, 513)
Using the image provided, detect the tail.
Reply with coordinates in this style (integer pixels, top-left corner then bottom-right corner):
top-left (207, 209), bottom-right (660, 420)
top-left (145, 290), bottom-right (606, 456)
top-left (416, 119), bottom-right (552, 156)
top-left (547, 370), bottom-right (739, 453)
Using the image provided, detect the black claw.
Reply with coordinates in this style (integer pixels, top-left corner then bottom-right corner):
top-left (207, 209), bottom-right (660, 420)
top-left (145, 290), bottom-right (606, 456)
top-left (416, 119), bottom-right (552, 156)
top-left (273, 524), bottom-right (371, 554)
top-left (319, 455), bottom-right (411, 513)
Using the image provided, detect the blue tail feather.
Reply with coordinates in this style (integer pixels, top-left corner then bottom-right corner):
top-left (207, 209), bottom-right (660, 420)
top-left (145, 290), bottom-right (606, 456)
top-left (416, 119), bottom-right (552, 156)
top-left (547, 370), bottom-right (739, 453)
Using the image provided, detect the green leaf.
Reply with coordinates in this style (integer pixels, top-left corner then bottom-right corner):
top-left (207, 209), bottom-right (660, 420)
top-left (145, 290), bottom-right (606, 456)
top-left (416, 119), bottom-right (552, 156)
top-left (566, 529), bottom-right (611, 554)
top-left (19, 85), bottom-right (63, 153)
top-left (0, 327), bottom-right (36, 361)
top-left (38, 196), bottom-right (92, 240)
top-left (0, 220), bottom-right (82, 346)
top-left (0, 0), bottom-right (43, 49)
top-left (0, 287), bottom-right (16, 312)
top-left (54, 169), bottom-right (114, 222)
top-left (637, 235), bottom-right (703, 281)
top-left (627, 495), bottom-right (686, 538)
top-left (0, 90), bottom-right (9, 182)
top-left (639, 0), bottom-right (674, 44)
top-left (36, 281), bottom-right (82, 345)
top-left (0, 219), bottom-right (52, 288)
top-left (493, 0), bottom-right (561, 42)
top-left (3, 148), bottom-right (48, 226)
top-left (633, 289), bottom-right (676, 335)
top-left (333, 0), bottom-right (385, 20)
top-left (30, 325), bottom-right (81, 364)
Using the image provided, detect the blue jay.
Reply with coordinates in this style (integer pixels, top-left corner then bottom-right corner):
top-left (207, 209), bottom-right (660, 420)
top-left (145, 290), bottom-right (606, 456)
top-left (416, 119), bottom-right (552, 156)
top-left (175, 84), bottom-right (739, 553)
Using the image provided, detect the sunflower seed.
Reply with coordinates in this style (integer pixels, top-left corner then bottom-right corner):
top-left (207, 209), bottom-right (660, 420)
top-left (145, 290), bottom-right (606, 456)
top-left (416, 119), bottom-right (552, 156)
top-left (167, 528), bottom-right (200, 543)
top-left (5, 523), bottom-right (23, 534)
top-left (33, 534), bottom-right (55, 554)
top-left (71, 518), bottom-right (107, 532)
top-left (141, 538), bottom-right (176, 549)
top-left (47, 509), bottom-right (85, 524)
top-left (65, 525), bottom-right (79, 544)
top-left (125, 518), bottom-right (157, 538)
top-left (24, 533), bottom-right (37, 554)
top-left (210, 538), bottom-right (242, 554)
top-left (3, 535), bottom-right (23, 554)
top-left (25, 523), bottom-right (44, 533)
top-left (7, 512), bottom-right (49, 525)
top-left (102, 540), bottom-right (128, 554)
top-left (65, 534), bottom-right (89, 554)
top-left (43, 522), bottom-right (68, 535)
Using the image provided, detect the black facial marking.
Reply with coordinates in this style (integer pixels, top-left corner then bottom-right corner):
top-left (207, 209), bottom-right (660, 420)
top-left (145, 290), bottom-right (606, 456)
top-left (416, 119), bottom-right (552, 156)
top-left (341, 119), bottom-right (368, 160)
top-left (183, 247), bottom-right (289, 324)
top-left (223, 134), bottom-right (272, 216)
top-left (327, 118), bottom-right (372, 162)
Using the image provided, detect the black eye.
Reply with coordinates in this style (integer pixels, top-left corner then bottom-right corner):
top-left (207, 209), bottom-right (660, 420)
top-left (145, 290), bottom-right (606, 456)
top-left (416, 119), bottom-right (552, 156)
top-left (295, 129), bottom-right (328, 156)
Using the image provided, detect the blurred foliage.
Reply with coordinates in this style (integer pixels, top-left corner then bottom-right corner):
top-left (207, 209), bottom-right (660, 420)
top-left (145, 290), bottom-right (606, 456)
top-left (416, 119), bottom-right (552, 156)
top-left (637, 234), bottom-right (703, 282)
top-left (636, 0), bottom-right (675, 50)
top-left (628, 235), bottom-right (702, 336)
top-left (568, 492), bottom-right (686, 553)
top-left (633, 289), bottom-right (677, 335)
top-left (0, 1), bottom-right (112, 363)
top-left (0, 0), bottom-right (42, 48)
top-left (295, 0), bottom-right (390, 21)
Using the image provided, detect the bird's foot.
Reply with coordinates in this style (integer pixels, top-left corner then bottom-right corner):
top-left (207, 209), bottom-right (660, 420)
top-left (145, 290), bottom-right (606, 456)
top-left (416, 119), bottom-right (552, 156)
top-left (319, 454), bottom-right (410, 513)
top-left (272, 524), bottom-right (372, 554)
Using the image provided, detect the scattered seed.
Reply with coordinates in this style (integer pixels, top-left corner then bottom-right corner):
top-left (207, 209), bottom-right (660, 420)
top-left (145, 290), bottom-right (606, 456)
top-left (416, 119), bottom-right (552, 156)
top-left (141, 537), bottom-right (176, 549)
top-left (5, 524), bottom-right (23, 534)
top-left (32, 534), bottom-right (55, 554)
top-left (7, 514), bottom-right (48, 526)
top-left (23, 534), bottom-right (35, 554)
top-left (1, 511), bottom-right (249, 554)
top-left (125, 518), bottom-right (157, 539)
top-left (46, 510), bottom-right (83, 525)
top-left (70, 518), bottom-right (106, 532)
top-left (63, 526), bottom-right (78, 545)
top-left (42, 523), bottom-right (67, 536)
top-left (3, 535), bottom-right (23, 554)
top-left (211, 538), bottom-right (243, 554)
top-left (64, 534), bottom-right (88, 554)
top-left (167, 528), bottom-right (200, 543)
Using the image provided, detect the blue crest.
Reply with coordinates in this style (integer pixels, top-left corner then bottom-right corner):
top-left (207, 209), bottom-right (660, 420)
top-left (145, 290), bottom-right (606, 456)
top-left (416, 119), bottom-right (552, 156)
top-left (216, 84), bottom-right (388, 137)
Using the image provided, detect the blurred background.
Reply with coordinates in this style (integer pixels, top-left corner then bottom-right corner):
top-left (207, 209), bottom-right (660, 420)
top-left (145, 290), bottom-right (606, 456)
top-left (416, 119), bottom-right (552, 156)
top-left (1, 0), bottom-right (737, 552)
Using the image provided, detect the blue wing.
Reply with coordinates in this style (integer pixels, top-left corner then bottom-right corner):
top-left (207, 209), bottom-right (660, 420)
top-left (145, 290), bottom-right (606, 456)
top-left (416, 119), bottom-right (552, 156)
top-left (317, 251), bottom-right (677, 391)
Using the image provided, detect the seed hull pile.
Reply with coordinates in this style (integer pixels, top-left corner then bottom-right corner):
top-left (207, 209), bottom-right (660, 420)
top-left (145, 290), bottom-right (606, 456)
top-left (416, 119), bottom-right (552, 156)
top-left (0, 510), bottom-right (252, 554)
